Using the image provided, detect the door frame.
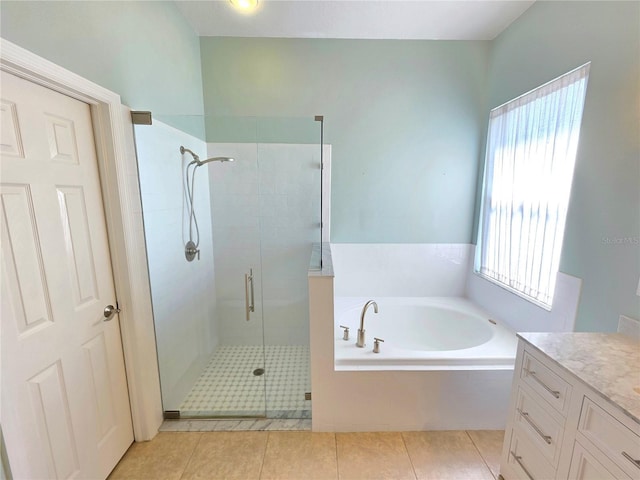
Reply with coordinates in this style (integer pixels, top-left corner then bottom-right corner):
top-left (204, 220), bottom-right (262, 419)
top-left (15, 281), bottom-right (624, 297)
top-left (0, 39), bottom-right (163, 441)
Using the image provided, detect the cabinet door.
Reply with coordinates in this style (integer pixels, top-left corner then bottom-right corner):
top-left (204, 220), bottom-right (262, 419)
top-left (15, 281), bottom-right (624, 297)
top-left (568, 441), bottom-right (626, 480)
top-left (578, 397), bottom-right (640, 479)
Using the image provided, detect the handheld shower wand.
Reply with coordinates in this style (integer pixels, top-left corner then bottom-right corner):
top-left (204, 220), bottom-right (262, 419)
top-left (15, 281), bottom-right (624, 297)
top-left (180, 145), bottom-right (234, 262)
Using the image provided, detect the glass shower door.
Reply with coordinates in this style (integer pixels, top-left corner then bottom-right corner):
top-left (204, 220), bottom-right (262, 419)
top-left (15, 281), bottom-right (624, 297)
top-left (206, 132), bottom-right (268, 417)
top-left (207, 116), bottom-right (322, 419)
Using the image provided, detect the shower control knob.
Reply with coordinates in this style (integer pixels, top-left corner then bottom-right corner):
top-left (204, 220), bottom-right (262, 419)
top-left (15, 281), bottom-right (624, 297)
top-left (185, 241), bottom-right (200, 262)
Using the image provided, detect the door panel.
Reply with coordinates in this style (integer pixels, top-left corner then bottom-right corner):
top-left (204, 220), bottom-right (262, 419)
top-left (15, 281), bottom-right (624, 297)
top-left (0, 184), bottom-right (54, 334)
top-left (0, 99), bottom-right (24, 157)
top-left (56, 185), bottom-right (99, 307)
top-left (82, 332), bottom-right (118, 441)
top-left (28, 361), bottom-right (81, 479)
top-left (0, 71), bottom-right (133, 479)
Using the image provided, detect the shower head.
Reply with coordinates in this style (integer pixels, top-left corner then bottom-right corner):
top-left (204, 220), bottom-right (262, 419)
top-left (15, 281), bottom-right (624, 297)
top-left (180, 146), bottom-right (233, 166)
top-left (197, 156), bottom-right (235, 166)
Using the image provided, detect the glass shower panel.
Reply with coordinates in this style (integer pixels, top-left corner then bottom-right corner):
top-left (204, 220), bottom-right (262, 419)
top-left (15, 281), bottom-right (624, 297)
top-left (254, 117), bottom-right (321, 418)
top-left (135, 115), bottom-right (266, 418)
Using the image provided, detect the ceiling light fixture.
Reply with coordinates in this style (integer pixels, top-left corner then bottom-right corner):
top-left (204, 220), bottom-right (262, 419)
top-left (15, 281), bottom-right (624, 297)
top-left (229, 0), bottom-right (259, 13)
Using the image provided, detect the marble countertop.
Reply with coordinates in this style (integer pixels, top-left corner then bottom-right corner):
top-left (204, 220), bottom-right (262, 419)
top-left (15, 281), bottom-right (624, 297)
top-left (518, 332), bottom-right (640, 424)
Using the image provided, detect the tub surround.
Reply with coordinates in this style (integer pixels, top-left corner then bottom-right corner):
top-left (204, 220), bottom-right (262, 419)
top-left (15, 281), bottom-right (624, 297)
top-left (466, 247), bottom-right (582, 333)
top-left (332, 243), bottom-right (583, 334)
top-left (331, 243), bottom-right (471, 297)
top-left (309, 244), bottom-right (514, 431)
top-left (501, 332), bottom-right (640, 479)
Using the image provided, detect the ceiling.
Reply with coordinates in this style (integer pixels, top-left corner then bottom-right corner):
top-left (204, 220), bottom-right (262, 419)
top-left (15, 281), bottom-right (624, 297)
top-left (175, 0), bottom-right (536, 41)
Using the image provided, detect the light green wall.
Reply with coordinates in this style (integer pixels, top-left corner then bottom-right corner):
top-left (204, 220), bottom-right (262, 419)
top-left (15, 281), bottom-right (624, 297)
top-left (0, 1), bottom-right (205, 135)
top-left (485, 1), bottom-right (640, 331)
top-left (199, 38), bottom-right (490, 243)
top-left (2, 1), bottom-right (636, 332)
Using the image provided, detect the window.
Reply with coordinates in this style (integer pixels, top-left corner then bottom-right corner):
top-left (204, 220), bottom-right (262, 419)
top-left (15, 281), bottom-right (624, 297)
top-left (475, 64), bottom-right (590, 309)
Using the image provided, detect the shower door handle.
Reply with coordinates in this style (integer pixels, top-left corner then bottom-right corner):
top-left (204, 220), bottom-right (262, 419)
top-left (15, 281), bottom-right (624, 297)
top-left (245, 268), bottom-right (255, 321)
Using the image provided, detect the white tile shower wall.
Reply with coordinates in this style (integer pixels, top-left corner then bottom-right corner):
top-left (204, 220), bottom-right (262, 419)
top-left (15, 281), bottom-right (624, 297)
top-left (258, 144), bottom-right (321, 346)
top-left (207, 143), bottom-right (264, 346)
top-left (330, 243), bottom-right (472, 297)
top-left (208, 143), bottom-right (323, 346)
top-left (135, 121), bottom-right (218, 410)
top-left (465, 246), bottom-right (581, 332)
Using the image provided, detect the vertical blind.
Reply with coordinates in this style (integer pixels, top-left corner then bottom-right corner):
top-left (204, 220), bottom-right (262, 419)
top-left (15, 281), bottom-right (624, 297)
top-left (476, 63), bottom-right (590, 309)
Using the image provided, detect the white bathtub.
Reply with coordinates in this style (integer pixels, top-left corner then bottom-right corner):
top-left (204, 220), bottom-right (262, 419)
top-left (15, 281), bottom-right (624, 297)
top-left (334, 297), bottom-right (517, 371)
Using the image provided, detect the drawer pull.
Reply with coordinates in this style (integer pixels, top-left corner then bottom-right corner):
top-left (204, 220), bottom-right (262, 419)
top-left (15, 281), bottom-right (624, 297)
top-left (622, 451), bottom-right (640, 469)
top-left (517, 408), bottom-right (552, 445)
top-left (523, 367), bottom-right (561, 399)
top-left (510, 451), bottom-right (535, 480)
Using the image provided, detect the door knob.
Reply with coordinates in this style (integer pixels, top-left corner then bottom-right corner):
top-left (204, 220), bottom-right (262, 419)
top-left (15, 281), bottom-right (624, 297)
top-left (103, 304), bottom-right (121, 321)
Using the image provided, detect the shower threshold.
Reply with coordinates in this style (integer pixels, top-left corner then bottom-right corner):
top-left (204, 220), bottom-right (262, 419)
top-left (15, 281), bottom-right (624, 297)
top-left (163, 410), bottom-right (268, 420)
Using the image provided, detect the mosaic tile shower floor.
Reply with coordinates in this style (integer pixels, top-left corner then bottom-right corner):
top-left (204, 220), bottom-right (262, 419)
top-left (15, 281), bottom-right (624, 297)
top-left (179, 345), bottom-right (311, 419)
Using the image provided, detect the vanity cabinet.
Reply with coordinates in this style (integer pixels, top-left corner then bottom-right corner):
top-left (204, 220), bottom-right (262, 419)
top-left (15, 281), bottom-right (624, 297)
top-left (500, 333), bottom-right (640, 480)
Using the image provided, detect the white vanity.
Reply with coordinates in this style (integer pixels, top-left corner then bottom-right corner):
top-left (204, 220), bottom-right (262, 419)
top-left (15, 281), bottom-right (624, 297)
top-left (500, 332), bottom-right (640, 479)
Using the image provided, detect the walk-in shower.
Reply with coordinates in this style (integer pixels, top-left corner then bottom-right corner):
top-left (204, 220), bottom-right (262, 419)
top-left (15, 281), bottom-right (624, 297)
top-left (133, 115), bottom-right (329, 420)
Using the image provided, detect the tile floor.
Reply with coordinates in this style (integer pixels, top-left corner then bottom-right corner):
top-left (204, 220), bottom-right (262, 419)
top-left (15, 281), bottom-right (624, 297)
top-left (179, 346), bottom-right (311, 419)
top-left (108, 430), bottom-right (504, 480)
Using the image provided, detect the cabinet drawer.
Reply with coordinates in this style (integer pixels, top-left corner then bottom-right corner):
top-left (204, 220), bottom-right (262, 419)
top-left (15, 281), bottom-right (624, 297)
top-left (578, 397), bottom-right (640, 479)
top-left (521, 350), bottom-right (571, 415)
top-left (515, 387), bottom-right (564, 467)
top-left (568, 441), bottom-right (620, 480)
top-left (507, 427), bottom-right (556, 480)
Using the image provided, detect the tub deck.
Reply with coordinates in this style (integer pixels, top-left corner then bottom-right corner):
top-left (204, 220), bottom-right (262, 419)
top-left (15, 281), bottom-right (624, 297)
top-left (334, 296), bottom-right (517, 371)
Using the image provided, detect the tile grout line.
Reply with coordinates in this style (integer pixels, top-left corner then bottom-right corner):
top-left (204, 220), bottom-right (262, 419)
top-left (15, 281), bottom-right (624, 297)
top-left (400, 432), bottom-right (420, 480)
top-left (465, 431), bottom-right (497, 480)
top-left (334, 433), bottom-right (340, 480)
top-left (258, 431), bottom-right (270, 479)
top-left (178, 432), bottom-right (205, 480)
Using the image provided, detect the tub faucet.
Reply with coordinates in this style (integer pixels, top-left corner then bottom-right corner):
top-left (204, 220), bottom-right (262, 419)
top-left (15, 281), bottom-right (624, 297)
top-left (357, 300), bottom-right (378, 348)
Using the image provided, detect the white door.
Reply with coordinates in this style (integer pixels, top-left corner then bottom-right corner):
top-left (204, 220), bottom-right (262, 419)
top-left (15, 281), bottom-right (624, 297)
top-left (0, 71), bottom-right (133, 479)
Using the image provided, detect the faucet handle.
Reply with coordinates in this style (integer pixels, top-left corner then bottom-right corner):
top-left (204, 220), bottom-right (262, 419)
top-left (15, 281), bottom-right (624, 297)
top-left (339, 325), bottom-right (350, 341)
top-left (373, 337), bottom-right (384, 353)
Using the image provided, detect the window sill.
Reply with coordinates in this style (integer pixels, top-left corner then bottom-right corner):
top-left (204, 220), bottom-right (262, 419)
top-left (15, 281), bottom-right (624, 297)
top-left (473, 270), bottom-right (553, 312)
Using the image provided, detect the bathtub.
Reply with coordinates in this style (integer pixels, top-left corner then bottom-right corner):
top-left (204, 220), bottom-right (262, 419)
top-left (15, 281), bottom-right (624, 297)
top-left (310, 244), bottom-right (519, 431)
top-left (334, 297), bottom-right (517, 371)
